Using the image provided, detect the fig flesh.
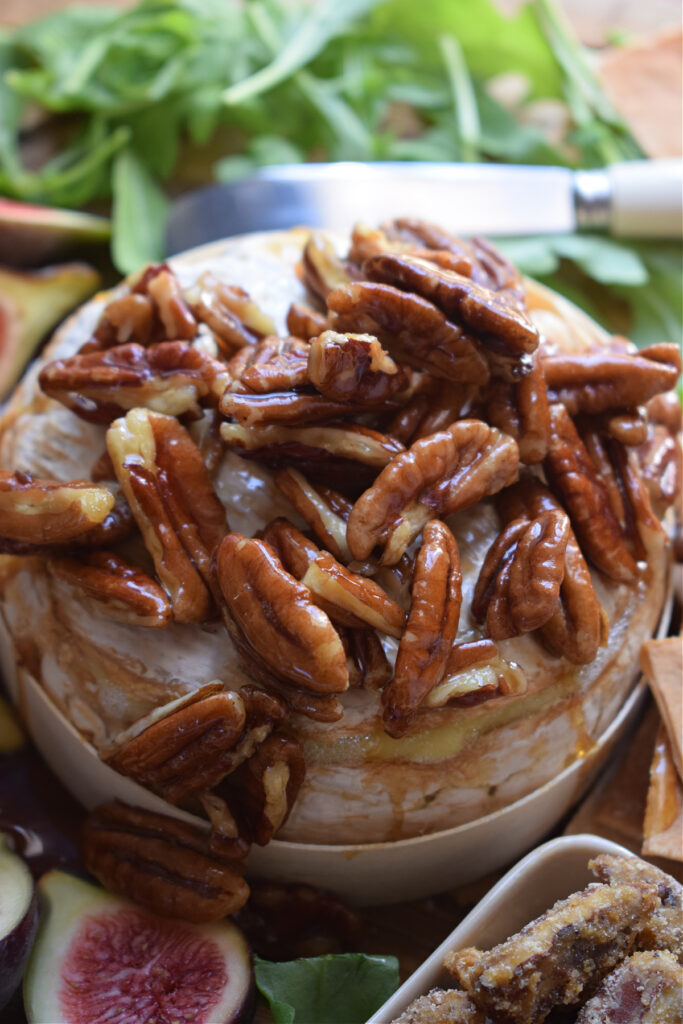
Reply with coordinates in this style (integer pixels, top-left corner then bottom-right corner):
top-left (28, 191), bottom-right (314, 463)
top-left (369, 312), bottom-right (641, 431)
top-left (0, 262), bottom-right (100, 396)
top-left (24, 871), bottom-right (253, 1024)
top-left (0, 834), bottom-right (38, 1011)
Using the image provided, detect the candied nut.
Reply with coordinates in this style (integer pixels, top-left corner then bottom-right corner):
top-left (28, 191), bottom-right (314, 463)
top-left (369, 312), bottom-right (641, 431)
top-left (543, 344), bottom-right (681, 416)
top-left (328, 281), bottom-right (490, 385)
top-left (544, 404), bottom-right (638, 583)
top-left (286, 301), bottom-right (328, 340)
top-left (40, 341), bottom-right (229, 423)
top-left (382, 520), bottom-right (462, 737)
top-left (0, 471), bottom-right (115, 545)
top-left (186, 271), bottom-right (275, 354)
top-left (221, 389), bottom-right (358, 427)
top-left (597, 408), bottom-right (648, 447)
top-left (146, 268), bottom-right (197, 340)
top-left (228, 336), bottom-right (310, 394)
top-left (387, 377), bottom-right (471, 446)
top-left (485, 349), bottom-right (550, 464)
top-left (341, 627), bottom-right (392, 690)
top-left (225, 732), bottom-right (306, 845)
top-left (48, 551), bottom-right (172, 628)
top-left (647, 391), bottom-right (683, 434)
top-left (107, 409), bottom-right (227, 622)
top-left (638, 422), bottom-right (681, 516)
top-left (610, 439), bottom-right (666, 557)
top-left (426, 641), bottom-right (527, 709)
top-left (82, 801), bottom-right (249, 923)
top-left (307, 331), bottom-right (408, 406)
top-left (576, 950), bottom-right (683, 1024)
top-left (364, 252), bottom-right (539, 355)
top-left (301, 233), bottom-right (355, 304)
top-left (92, 292), bottom-right (157, 349)
top-left (301, 550), bottom-right (406, 637)
top-left (347, 420), bottom-right (519, 564)
top-left (214, 533), bottom-right (349, 697)
top-left (261, 517), bottom-right (320, 579)
top-left (472, 510), bottom-right (570, 640)
top-left (498, 477), bottom-right (604, 664)
top-left (274, 468), bottom-right (352, 562)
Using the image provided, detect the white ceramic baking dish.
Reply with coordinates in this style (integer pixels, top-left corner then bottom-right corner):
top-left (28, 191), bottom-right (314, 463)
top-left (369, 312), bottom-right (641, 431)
top-left (368, 833), bottom-right (636, 1023)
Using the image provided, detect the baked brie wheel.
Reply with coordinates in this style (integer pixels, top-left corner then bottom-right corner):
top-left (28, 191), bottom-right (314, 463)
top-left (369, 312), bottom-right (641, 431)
top-left (0, 221), bottom-right (679, 855)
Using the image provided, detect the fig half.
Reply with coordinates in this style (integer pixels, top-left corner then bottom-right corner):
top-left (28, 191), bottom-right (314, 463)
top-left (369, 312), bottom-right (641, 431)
top-left (24, 871), bottom-right (253, 1024)
top-left (0, 834), bottom-right (38, 1011)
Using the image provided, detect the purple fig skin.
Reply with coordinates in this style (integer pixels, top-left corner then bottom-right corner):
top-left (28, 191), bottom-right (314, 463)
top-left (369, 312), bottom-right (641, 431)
top-left (0, 889), bottom-right (38, 1011)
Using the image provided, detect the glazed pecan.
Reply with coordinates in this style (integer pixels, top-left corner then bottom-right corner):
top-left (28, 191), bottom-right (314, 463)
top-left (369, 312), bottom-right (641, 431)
top-left (472, 510), bottom-right (570, 640)
top-left (227, 336), bottom-right (310, 393)
top-left (47, 551), bottom-right (171, 628)
top-left (215, 533), bottom-right (349, 698)
top-left (498, 477), bottom-right (604, 664)
top-left (286, 301), bottom-right (328, 340)
top-left (220, 420), bottom-right (404, 492)
top-left (387, 377), bottom-right (471, 446)
top-left (221, 389), bottom-right (359, 427)
top-left (82, 801), bottom-right (249, 923)
top-left (647, 391), bottom-right (683, 434)
top-left (347, 420), bottom-right (519, 564)
top-left (544, 404), bottom-right (638, 583)
top-left (40, 341), bottom-right (229, 423)
top-left (382, 520), bottom-right (462, 737)
top-left (610, 440), bottom-right (667, 557)
top-left (224, 732), bottom-right (306, 845)
top-left (485, 349), bottom-right (550, 464)
top-left (108, 685), bottom-right (286, 805)
top-left (91, 292), bottom-right (157, 350)
top-left (308, 331), bottom-right (408, 406)
top-left (328, 281), bottom-right (490, 386)
top-left (596, 408), bottom-right (648, 447)
top-left (146, 268), bottom-right (197, 341)
top-left (301, 233), bottom-right (356, 304)
top-left (638, 423), bottom-right (681, 516)
top-left (341, 627), bottom-right (392, 690)
top-left (107, 409), bottom-right (227, 622)
top-left (273, 468), bottom-right (352, 562)
top-left (260, 518), bottom-right (405, 636)
top-left (0, 471), bottom-right (115, 545)
top-left (426, 639), bottom-right (528, 709)
top-left (186, 271), bottom-right (275, 355)
top-left (364, 252), bottom-right (539, 355)
top-left (543, 344), bottom-right (681, 416)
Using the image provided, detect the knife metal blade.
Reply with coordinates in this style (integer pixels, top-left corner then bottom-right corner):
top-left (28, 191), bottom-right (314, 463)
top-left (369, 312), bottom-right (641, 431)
top-left (166, 160), bottom-right (682, 254)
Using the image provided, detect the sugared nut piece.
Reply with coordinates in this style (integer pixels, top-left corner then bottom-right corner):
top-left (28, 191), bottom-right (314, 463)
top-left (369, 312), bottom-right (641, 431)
top-left (0, 471), bottom-right (115, 545)
top-left (107, 409), bottom-right (227, 622)
top-left (40, 341), bottom-right (229, 423)
top-left (364, 252), bottom-right (539, 355)
top-left (486, 349), bottom-right (550, 464)
top-left (544, 404), bottom-right (638, 582)
top-left (82, 801), bottom-right (249, 923)
top-left (576, 951), bottom-right (682, 1024)
top-left (274, 468), bottom-right (352, 562)
top-left (215, 533), bottom-right (349, 697)
top-left (347, 420), bottom-right (519, 564)
top-left (307, 331), bottom-right (408, 406)
top-left (382, 520), bottom-right (462, 737)
top-left (186, 271), bottom-right (275, 354)
top-left (471, 510), bottom-right (570, 640)
top-left (543, 343), bottom-right (682, 416)
top-left (227, 732), bottom-right (306, 845)
top-left (328, 281), bottom-right (490, 386)
top-left (47, 551), bottom-right (172, 628)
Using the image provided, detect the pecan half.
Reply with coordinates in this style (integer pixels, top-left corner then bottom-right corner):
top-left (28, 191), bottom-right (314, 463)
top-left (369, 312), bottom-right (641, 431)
top-left (220, 389), bottom-right (360, 427)
top-left (227, 336), bottom-right (310, 393)
top-left (109, 686), bottom-right (286, 805)
top-left (91, 292), bottom-right (158, 350)
top-left (273, 468), bottom-right (352, 562)
top-left (347, 420), bottom-right (519, 564)
top-left (48, 551), bottom-right (171, 628)
top-left (146, 268), bottom-right (197, 341)
top-left (342, 627), bottom-right (392, 690)
top-left (543, 344), bottom-right (681, 416)
top-left (485, 349), bottom-right (550, 464)
top-left (107, 409), bottom-right (227, 621)
top-left (498, 477), bottom-right (604, 664)
top-left (223, 732), bottom-right (306, 845)
top-left (472, 510), bottom-right (570, 640)
top-left (382, 520), bottom-right (462, 737)
top-left (301, 234), bottom-right (355, 304)
top-left (364, 252), bottom-right (539, 355)
top-left (638, 423), bottom-right (681, 516)
top-left (387, 377), bottom-right (471, 446)
top-left (328, 281), bottom-right (490, 385)
top-left (596, 408), bottom-right (648, 447)
top-left (82, 801), bottom-right (249, 922)
top-left (40, 341), bottom-right (229, 423)
top-left (544, 404), bottom-right (639, 583)
top-left (186, 272), bottom-right (275, 354)
top-left (307, 331), bottom-right (407, 406)
top-left (286, 301), bottom-right (328, 340)
top-left (0, 471), bottom-right (115, 545)
top-left (215, 533), bottom-right (349, 698)
top-left (426, 640), bottom-right (528, 709)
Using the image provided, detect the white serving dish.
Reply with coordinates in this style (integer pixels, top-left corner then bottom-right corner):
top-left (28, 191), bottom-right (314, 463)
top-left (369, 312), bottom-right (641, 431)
top-left (368, 833), bottom-right (637, 1023)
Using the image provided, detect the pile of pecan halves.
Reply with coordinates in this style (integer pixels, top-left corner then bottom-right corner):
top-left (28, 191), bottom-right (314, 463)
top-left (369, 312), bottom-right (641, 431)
top-left (1, 219), bottom-right (681, 923)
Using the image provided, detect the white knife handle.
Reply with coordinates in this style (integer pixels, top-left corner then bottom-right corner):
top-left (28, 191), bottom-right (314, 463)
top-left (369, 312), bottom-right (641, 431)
top-left (608, 159), bottom-right (682, 238)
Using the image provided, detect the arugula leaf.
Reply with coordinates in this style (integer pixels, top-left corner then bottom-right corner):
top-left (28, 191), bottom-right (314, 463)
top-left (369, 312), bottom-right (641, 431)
top-left (254, 953), bottom-right (400, 1024)
top-left (111, 145), bottom-right (169, 272)
top-left (496, 234), bottom-right (649, 287)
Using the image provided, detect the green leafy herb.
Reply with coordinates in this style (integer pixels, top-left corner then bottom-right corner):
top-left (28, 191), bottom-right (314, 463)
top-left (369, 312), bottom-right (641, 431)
top-left (254, 953), bottom-right (400, 1024)
top-left (112, 145), bottom-right (168, 273)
